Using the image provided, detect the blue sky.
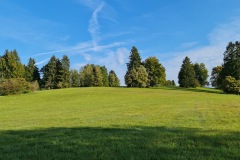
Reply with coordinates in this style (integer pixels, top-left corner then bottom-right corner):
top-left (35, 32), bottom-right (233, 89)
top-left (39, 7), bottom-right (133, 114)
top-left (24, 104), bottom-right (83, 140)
top-left (1, 0), bottom-right (240, 85)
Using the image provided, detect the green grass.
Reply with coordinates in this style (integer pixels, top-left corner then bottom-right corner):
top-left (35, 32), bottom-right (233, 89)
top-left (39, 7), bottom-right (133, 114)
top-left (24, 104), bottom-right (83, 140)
top-left (0, 87), bottom-right (239, 159)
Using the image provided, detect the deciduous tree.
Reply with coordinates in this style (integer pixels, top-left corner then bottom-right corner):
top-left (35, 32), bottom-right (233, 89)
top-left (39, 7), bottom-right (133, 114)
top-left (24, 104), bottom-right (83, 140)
top-left (144, 56), bottom-right (166, 87)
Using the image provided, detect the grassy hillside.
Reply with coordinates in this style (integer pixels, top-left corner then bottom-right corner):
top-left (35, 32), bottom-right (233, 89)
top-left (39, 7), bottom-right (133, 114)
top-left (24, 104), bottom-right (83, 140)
top-left (0, 87), bottom-right (239, 159)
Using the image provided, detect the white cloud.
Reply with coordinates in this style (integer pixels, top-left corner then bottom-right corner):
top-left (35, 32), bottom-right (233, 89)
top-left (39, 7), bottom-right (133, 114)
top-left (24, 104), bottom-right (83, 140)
top-left (95, 47), bottom-right (129, 85)
top-left (163, 17), bottom-right (240, 85)
top-left (82, 53), bottom-right (92, 61)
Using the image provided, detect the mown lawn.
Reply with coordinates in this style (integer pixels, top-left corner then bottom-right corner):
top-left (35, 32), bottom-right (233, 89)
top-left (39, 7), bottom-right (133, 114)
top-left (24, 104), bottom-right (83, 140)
top-left (0, 87), bottom-right (239, 159)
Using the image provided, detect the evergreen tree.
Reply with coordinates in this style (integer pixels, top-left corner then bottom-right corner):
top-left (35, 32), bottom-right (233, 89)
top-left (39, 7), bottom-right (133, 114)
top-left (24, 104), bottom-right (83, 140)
top-left (70, 70), bottom-right (80, 87)
top-left (100, 66), bottom-right (109, 87)
top-left (108, 70), bottom-right (120, 87)
top-left (171, 80), bottom-right (176, 86)
top-left (218, 41), bottom-right (240, 87)
top-left (144, 56), bottom-right (166, 87)
top-left (126, 46), bottom-right (141, 70)
top-left (61, 55), bottom-right (70, 88)
top-left (25, 58), bottom-right (40, 83)
top-left (210, 66), bottom-right (222, 88)
top-left (55, 59), bottom-right (64, 88)
top-left (125, 46), bottom-right (148, 87)
top-left (0, 57), bottom-right (7, 79)
top-left (194, 63), bottom-right (209, 87)
top-left (178, 57), bottom-right (196, 88)
top-left (93, 65), bottom-right (103, 86)
top-left (1, 49), bottom-right (25, 79)
top-left (41, 56), bottom-right (57, 89)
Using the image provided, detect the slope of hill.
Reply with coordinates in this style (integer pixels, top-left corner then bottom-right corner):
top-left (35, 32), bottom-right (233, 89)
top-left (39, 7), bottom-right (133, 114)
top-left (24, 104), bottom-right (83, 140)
top-left (0, 87), bottom-right (239, 159)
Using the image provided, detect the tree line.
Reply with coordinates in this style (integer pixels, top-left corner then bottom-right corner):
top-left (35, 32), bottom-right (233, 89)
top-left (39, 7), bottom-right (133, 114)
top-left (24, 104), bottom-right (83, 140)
top-left (0, 50), bottom-right (120, 95)
top-left (0, 41), bottom-right (239, 95)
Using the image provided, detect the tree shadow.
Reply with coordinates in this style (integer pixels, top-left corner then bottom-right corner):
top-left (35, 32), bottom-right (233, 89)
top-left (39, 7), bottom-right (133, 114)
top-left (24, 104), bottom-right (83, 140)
top-left (157, 87), bottom-right (224, 95)
top-left (0, 126), bottom-right (239, 160)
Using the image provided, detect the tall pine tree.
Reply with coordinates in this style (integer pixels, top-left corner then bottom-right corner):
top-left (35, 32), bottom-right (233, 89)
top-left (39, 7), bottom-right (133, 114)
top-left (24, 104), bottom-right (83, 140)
top-left (178, 57), bottom-right (197, 88)
top-left (61, 55), bottom-right (70, 88)
top-left (218, 41), bottom-right (240, 87)
top-left (1, 49), bottom-right (25, 79)
top-left (25, 58), bottom-right (40, 83)
top-left (125, 46), bottom-right (148, 87)
top-left (41, 56), bottom-right (57, 89)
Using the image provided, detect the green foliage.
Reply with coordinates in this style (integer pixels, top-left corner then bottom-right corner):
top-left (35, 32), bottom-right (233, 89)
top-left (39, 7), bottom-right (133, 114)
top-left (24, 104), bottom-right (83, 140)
top-left (70, 70), bottom-right (80, 87)
top-left (0, 78), bottom-right (31, 95)
top-left (125, 65), bottom-right (148, 87)
top-left (222, 76), bottom-right (240, 94)
top-left (178, 57), bottom-right (197, 88)
top-left (80, 64), bottom-right (119, 87)
top-left (136, 65), bottom-right (148, 87)
top-left (108, 70), bottom-right (120, 87)
top-left (80, 64), bottom-right (94, 87)
top-left (0, 49), bottom-right (25, 79)
top-left (194, 63), bottom-right (209, 87)
top-left (24, 58), bottom-right (40, 82)
top-left (93, 65), bottom-right (103, 86)
top-left (165, 80), bottom-right (176, 86)
top-left (144, 57), bottom-right (166, 87)
top-left (210, 66), bottom-right (222, 88)
top-left (126, 46), bottom-right (142, 70)
top-left (125, 46), bottom-right (148, 87)
top-left (100, 66), bottom-right (109, 87)
top-left (61, 55), bottom-right (71, 88)
top-left (219, 41), bottom-right (240, 86)
top-left (41, 56), bottom-right (64, 89)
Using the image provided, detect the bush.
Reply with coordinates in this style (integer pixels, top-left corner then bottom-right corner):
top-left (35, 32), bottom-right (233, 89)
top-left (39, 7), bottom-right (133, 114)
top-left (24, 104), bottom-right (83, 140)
top-left (29, 81), bottom-right (39, 92)
top-left (222, 76), bottom-right (240, 95)
top-left (0, 78), bottom-right (33, 96)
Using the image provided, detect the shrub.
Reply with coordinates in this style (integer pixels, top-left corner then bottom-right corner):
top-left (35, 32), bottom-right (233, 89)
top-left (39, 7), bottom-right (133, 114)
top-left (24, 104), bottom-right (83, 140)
top-left (0, 78), bottom-right (33, 96)
top-left (222, 76), bottom-right (240, 95)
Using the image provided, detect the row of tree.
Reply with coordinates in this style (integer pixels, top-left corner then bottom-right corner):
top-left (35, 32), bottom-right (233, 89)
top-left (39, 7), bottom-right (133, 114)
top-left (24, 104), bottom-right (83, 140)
top-left (1, 41), bottom-right (239, 94)
top-left (79, 64), bottom-right (120, 87)
top-left (124, 46), bottom-right (175, 87)
top-left (0, 50), bottom-right (120, 95)
top-left (39, 55), bottom-right (120, 88)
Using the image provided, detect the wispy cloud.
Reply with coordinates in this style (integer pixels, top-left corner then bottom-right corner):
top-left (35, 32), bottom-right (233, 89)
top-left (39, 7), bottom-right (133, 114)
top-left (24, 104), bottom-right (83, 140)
top-left (180, 41), bottom-right (199, 49)
top-left (36, 58), bottom-right (50, 65)
top-left (88, 2), bottom-right (105, 48)
top-left (77, 0), bottom-right (102, 10)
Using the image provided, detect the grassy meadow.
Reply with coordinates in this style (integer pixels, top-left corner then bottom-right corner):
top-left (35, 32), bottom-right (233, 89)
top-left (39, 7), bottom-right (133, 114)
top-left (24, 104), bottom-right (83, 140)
top-left (0, 87), bottom-right (239, 159)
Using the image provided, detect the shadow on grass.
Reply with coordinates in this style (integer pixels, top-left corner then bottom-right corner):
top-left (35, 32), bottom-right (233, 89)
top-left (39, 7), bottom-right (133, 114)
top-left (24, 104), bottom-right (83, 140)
top-left (0, 126), bottom-right (239, 160)
top-left (157, 87), bottom-right (224, 95)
